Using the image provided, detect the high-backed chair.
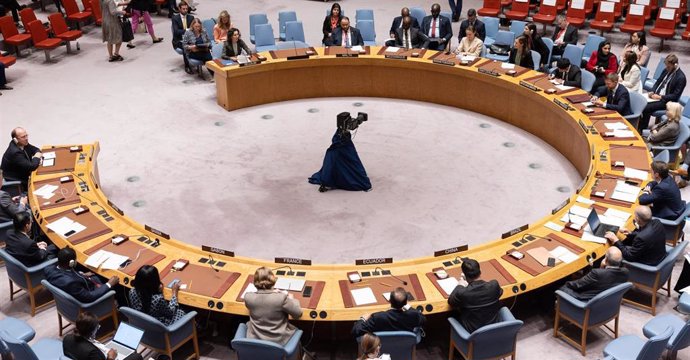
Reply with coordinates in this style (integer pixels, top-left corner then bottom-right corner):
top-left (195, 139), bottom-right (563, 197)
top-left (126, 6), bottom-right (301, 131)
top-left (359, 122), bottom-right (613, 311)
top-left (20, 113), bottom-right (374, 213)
top-left (0, 248), bottom-right (57, 316)
top-left (623, 242), bottom-right (688, 314)
top-left (41, 280), bottom-right (118, 337)
top-left (649, 124), bottom-right (690, 168)
top-left (653, 149), bottom-right (670, 163)
top-left (580, 34), bottom-right (605, 65)
top-left (201, 18), bottom-right (216, 44)
top-left (0, 330), bottom-right (65, 360)
top-left (90, 0), bottom-right (102, 25)
top-left (248, 13), bottom-right (269, 44)
top-left (557, 44), bottom-right (583, 69)
top-left (231, 322), bottom-right (302, 360)
top-left (581, 70), bottom-right (596, 93)
top-left (0, 316), bottom-right (36, 343)
top-left (285, 21), bottom-right (305, 43)
top-left (449, 307), bottom-right (523, 360)
top-left (541, 37), bottom-right (553, 67)
top-left (638, 66), bottom-right (650, 91)
top-left (565, 0), bottom-right (587, 27)
top-left (554, 282), bottom-right (633, 355)
top-left (531, 50), bottom-right (541, 70)
top-left (254, 23), bottom-right (277, 52)
top-left (650, 8), bottom-right (678, 51)
top-left (211, 42), bottom-right (223, 59)
top-left (19, 8), bottom-right (49, 34)
top-left (0, 15), bottom-right (32, 56)
top-left (643, 313), bottom-right (690, 360)
top-left (484, 30), bottom-right (514, 61)
top-left (508, 20), bottom-right (527, 38)
top-left (362, 330), bottom-right (421, 360)
top-left (357, 20), bottom-right (376, 46)
top-left (653, 202), bottom-right (690, 247)
top-left (478, 0), bottom-right (502, 17)
top-left (590, 1), bottom-right (616, 35)
top-left (482, 17), bottom-right (500, 46)
top-left (62, 0), bottom-right (92, 29)
top-left (644, 59), bottom-right (666, 91)
top-left (603, 326), bottom-right (672, 360)
top-left (48, 13), bottom-right (82, 53)
top-left (409, 7), bottom-right (426, 29)
top-left (505, 0), bottom-right (530, 20)
top-left (621, 4), bottom-right (646, 33)
top-left (355, 9), bottom-right (374, 23)
top-left (119, 307), bottom-right (199, 359)
top-left (625, 91), bottom-right (648, 128)
top-left (27, 20), bottom-right (64, 62)
top-left (278, 11), bottom-right (297, 41)
top-left (533, 0), bottom-right (558, 33)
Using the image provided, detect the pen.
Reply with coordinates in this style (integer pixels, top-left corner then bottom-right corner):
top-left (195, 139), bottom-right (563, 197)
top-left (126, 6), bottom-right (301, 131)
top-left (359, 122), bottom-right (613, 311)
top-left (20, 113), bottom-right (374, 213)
top-left (379, 282), bottom-right (392, 287)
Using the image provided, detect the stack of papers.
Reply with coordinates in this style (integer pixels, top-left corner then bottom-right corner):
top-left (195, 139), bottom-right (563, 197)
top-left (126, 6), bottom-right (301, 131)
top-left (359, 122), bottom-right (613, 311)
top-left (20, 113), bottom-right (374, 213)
top-left (240, 283), bottom-right (257, 299)
top-left (351, 287), bottom-right (377, 306)
top-left (461, 55), bottom-right (476, 62)
top-left (560, 205), bottom-right (591, 226)
top-left (43, 151), bottom-right (56, 167)
top-left (603, 208), bottom-right (631, 226)
top-left (604, 122), bottom-right (629, 130)
top-left (501, 63), bottom-right (515, 69)
top-left (274, 278), bottom-right (306, 292)
top-left (34, 184), bottom-right (58, 199)
top-left (84, 250), bottom-right (129, 270)
top-left (385, 46), bottom-right (400, 52)
top-left (576, 196), bottom-right (595, 205)
top-left (623, 168), bottom-right (649, 180)
top-left (550, 246), bottom-right (579, 264)
top-left (46, 217), bottom-right (86, 238)
top-left (611, 180), bottom-right (641, 203)
top-left (545, 221), bottom-right (565, 232)
top-left (437, 277), bottom-right (459, 295)
top-left (555, 85), bottom-right (574, 91)
top-left (350, 45), bottom-right (364, 52)
top-left (612, 129), bottom-right (636, 138)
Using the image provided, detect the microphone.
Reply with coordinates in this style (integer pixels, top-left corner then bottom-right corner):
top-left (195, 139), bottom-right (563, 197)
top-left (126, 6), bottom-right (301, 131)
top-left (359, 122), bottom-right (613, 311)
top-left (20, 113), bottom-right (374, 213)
top-left (70, 171), bottom-right (89, 186)
top-left (374, 267), bottom-right (408, 286)
top-left (272, 265), bottom-right (294, 276)
top-left (208, 255), bottom-right (220, 273)
top-left (76, 192), bottom-right (107, 212)
top-left (599, 143), bottom-right (634, 160)
top-left (290, 37), bottom-right (298, 57)
top-left (521, 233), bottom-right (553, 242)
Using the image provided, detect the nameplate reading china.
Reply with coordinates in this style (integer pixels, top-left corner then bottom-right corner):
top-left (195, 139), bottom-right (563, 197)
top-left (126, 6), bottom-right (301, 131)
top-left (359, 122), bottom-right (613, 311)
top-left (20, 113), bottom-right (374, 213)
top-left (144, 225), bottom-right (170, 239)
top-left (107, 200), bottom-right (124, 215)
top-left (553, 98), bottom-right (571, 111)
top-left (385, 54), bottom-right (408, 60)
top-left (519, 81), bottom-right (540, 92)
top-left (478, 68), bottom-right (500, 77)
top-left (432, 59), bottom-right (455, 66)
top-left (434, 245), bottom-right (469, 257)
top-left (275, 257), bottom-right (312, 265)
top-left (501, 224), bottom-right (528, 239)
top-left (336, 53), bottom-right (359, 58)
top-left (202, 245), bottom-right (235, 257)
top-left (551, 198), bottom-right (570, 214)
top-left (355, 258), bottom-right (393, 265)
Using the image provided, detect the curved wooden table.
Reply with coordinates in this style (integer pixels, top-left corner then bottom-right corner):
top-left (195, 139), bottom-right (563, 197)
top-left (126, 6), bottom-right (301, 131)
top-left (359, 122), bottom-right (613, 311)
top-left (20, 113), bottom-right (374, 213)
top-left (29, 46), bottom-right (651, 321)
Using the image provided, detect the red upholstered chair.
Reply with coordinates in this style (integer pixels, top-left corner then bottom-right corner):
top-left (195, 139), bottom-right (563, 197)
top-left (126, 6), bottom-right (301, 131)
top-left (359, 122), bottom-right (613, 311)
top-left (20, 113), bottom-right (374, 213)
top-left (48, 13), bottom-right (82, 53)
top-left (590, 1), bottom-right (615, 35)
top-left (611, 0), bottom-right (624, 18)
top-left (19, 8), bottom-right (51, 35)
top-left (584, 0), bottom-right (596, 15)
top-left (634, 0), bottom-right (653, 20)
top-left (533, 0), bottom-right (558, 32)
top-left (501, 0), bottom-right (513, 13)
top-left (90, 0), bottom-right (102, 25)
top-left (63, 0), bottom-right (92, 29)
top-left (620, 4), bottom-right (646, 33)
top-left (81, 0), bottom-right (92, 13)
top-left (27, 20), bottom-right (63, 62)
top-left (565, 0), bottom-right (587, 27)
top-left (478, 0), bottom-right (502, 16)
top-left (649, 7), bottom-right (678, 50)
top-left (682, 29), bottom-right (690, 40)
top-left (557, 0), bottom-right (567, 11)
top-left (0, 16), bottom-right (32, 56)
top-left (662, 0), bottom-right (682, 24)
top-left (0, 55), bottom-right (17, 67)
top-left (505, 0), bottom-right (531, 20)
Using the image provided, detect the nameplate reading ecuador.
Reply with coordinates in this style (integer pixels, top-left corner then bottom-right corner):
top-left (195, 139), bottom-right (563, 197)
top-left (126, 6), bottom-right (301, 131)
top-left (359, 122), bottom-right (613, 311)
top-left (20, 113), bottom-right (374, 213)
top-left (275, 257), bottom-right (312, 265)
top-left (107, 200), bottom-right (124, 215)
top-left (501, 224), bottom-right (528, 239)
top-left (202, 245), bottom-right (235, 257)
top-left (434, 245), bottom-right (469, 257)
top-left (144, 225), bottom-right (170, 239)
top-left (355, 258), bottom-right (393, 265)
top-left (551, 198), bottom-right (570, 214)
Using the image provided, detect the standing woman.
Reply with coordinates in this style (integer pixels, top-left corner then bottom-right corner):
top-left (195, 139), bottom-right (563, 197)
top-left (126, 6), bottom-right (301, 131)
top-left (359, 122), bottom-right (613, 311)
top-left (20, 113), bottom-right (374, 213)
top-left (222, 28), bottom-right (251, 61)
top-left (101, 0), bottom-right (127, 61)
top-left (508, 35), bottom-right (534, 69)
top-left (618, 50), bottom-right (641, 92)
top-left (213, 10), bottom-right (233, 43)
top-left (125, 0), bottom-right (163, 48)
top-left (322, 3), bottom-right (343, 45)
top-left (585, 41), bottom-right (618, 89)
top-left (182, 18), bottom-right (213, 76)
top-left (524, 23), bottom-right (548, 69)
top-left (622, 31), bottom-right (650, 66)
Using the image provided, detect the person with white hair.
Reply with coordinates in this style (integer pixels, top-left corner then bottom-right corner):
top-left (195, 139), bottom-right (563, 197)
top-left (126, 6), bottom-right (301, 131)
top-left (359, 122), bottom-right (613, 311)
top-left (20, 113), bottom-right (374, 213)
top-left (559, 247), bottom-right (628, 301)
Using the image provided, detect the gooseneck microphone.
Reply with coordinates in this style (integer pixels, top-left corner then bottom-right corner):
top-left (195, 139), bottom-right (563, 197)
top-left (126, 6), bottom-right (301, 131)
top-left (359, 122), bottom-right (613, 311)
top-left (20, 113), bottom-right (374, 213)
top-left (208, 255), bottom-right (220, 273)
top-left (374, 266), bottom-right (408, 286)
top-left (76, 192), bottom-right (107, 212)
top-left (272, 265), bottom-right (294, 276)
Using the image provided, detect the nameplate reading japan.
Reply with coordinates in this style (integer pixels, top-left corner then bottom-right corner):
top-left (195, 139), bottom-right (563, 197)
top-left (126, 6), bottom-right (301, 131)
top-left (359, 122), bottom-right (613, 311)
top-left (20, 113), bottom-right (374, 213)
top-left (107, 200), bottom-right (124, 215)
top-left (355, 258), bottom-right (393, 265)
top-left (275, 257), bottom-right (312, 265)
top-left (434, 245), bottom-right (469, 257)
top-left (144, 225), bottom-right (170, 239)
top-left (501, 224), bottom-right (528, 239)
top-left (202, 245), bottom-right (235, 257)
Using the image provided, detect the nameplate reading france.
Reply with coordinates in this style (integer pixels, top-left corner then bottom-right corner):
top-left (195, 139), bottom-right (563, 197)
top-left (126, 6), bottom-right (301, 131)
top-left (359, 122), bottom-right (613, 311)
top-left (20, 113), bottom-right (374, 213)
top-left (355, 258), bottom-right (393, 265)
top-left (434, 245), bottom-right (468, 257)
top-left (501, 224), bottom-right (528, 239)
top-left (275, 257), bottom-right (312, 265)
top-left (144, 225), bottom-right (170, 239)
top-left (107, 200), bottom-right (124, 215)
top-left (202, 245), bottom-right (234, 257)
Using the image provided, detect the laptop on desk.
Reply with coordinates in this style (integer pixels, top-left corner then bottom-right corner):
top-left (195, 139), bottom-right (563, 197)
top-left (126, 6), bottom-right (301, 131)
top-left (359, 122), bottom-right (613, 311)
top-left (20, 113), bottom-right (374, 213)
top-left (587, 209), bottom-right (619, 237)
top-left (104, 322), bottom-right (144, 360)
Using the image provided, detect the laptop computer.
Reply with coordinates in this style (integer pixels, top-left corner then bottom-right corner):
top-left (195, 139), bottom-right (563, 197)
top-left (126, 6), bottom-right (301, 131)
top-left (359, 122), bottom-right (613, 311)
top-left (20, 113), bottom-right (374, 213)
top-left (587, 209), bottom-right (619, 237)
top-left (104, 322), bottom-right (144, 360)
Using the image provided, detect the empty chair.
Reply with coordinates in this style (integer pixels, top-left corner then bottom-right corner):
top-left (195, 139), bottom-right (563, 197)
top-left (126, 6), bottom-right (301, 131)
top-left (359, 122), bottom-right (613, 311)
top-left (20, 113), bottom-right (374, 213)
top-left (355, 9), bottom-right (374, 23)
top-left (482, 17), bottom-right (500, 46)
top-left (485, 30), bottom-right (514, 62)
top-left (27, 20), bottom-right (64, 62)
top-left (62, 0), bottom-right (92, 29)
top-left (566, 0), bottom-right (587, 27)
top-left (531, 50), bottom-right (541, 70)
top-left (278, 10), bottom-right (297, 41)
top-left (580, 34), bottom-right (606, 65)
top-left (541, 37), bottom-right (554, 67)
top-left (0, 16), bottom-right (32, 56)
top-left (554, 282), bottom-right (633, 355)
top-left (119, 307), bottom-right (199, 360)
top-left (232, 322), bottom-right (302, 360)
top-left (409, 7), bottom-right (426, 28)
top-left (643, 311), bottom-right (690, 359)
top-left (285, 21), bottom-right (305, 43)
top-left (254, 23), bottom-right (277, 52)
top-left (211, 42), bottom-right (223, 59)
top-left (653, 149), bottom-right (670, 163)
top-left (603, 326), bottom-right (672, 360)
top-left (590, 2), bottom-right (616, 35)
top-left (478, 0), bottom-right (502, 17)
top-left (625, 91), bottom-right (648, 128)
top-left (275, 41), bottom-right (309, 50)
top-left (621, 4), bottom-right (647, 33)
top-left (0, 316), bottom-right (36, 343)
top-left (19, 8), bottom-right (49, 34)
top-left (508, 20), bottom-right (527, 38)
top-left (650, 8), bottom-right (678, 51)
top-left (560, 44), bottom-right (583, 71)
top-left (0, 330), bottom-right (65, 360)
top-left (48, 13), bottom-right (82, 53)
top-left (653, 202), bottom-right (690, 246)
top-left (649, 124), bottom-right (690, 168)
top-left (644, 59), bottom-right (666, 91)
top-left (532, 0), bottom-right (558, 33)
top-left (449, 307), bottom-right (523, 360)
top-left (248, 13), bottom-right (269, 44)
top-left (581, 70), bottom-right (596, 93)
top-left (0, 248), bottom-right (57, 316)
top-left (202, 18), bottom-right (216, 44)
top-left (638, 66), bottom-right (649, 92)
top-left (90, 0), bottom-right (102, 26)
top-left (505, 0), bottom-right (530, 20)
top-left (357, 19), bottom-right (376, 46)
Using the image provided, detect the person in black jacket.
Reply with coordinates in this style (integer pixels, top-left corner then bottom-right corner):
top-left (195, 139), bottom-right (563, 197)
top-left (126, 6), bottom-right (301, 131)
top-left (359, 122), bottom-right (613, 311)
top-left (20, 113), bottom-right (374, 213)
top-left (0, 127), bottom-right (42, 190)
top-left (591, 73), bottom-right (632, 116)
top-left (448, 258), bottom-right (503, 333)
top-left (458, 9), bottom-right (485, 42)
top-left (171, 1), bottom-right (194, 73)
top-left (639, 54), bottom-right (687, 131)
top-left (351, 287), bottom-right (425, 337)
top-left (322, 2), bottom-right (343, 45)
top-left (44, 247), bottom-right (120, 303)
top-left (508, 35), bottom-right (534, 69)
top-left (386, 7), bottom-right (420, 46)
top-left (0, 170), bottom-right (27, 223)
top-left (421, 3), bottom-right (453, 50)
top-left (4, 212), bottom-right (56, 267)
top-left (551, 15), bottom-right (578, 56)
top-left (524, 23), bottom-right (548, 69)
top-left (63, 312), bottom-right (143, 360)
top-left (552, 58), bottom-right (582, 88)
top-left (222, 28), bottom-right (251, 60)
top-left (605, 205), bottom-right (666, 266)
top-left (559, 247), bottom-right (629, 301)
top-left (639, 161), bottom-right (684, 220)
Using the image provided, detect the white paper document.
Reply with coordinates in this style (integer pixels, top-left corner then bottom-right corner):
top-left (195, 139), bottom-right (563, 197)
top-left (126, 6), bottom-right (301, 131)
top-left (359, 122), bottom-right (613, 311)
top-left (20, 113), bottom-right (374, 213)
top-left (42, 158), bottom-right (55, 167)
top-left (34, 184), bottom-right (58, 199)
top-left (555, 85), bottom-right (574, 91)
top-left (614, 180), bottom-right (642, 194)
top-left (576, 196), bottom-right (595, 205)
top-left (46, 217), bottom-right (86, 238)
top-left (613, 129), bottom-right (635, 138)
top-left (461, 55), bottom-right (476, 62)
top-left (623, 168), bottom-right (649, 180)
top-left (350, 45), bottom-right (364, 52)
top-left (604, 122), bottom-right (628, 130)
top-left (435, 277), bottom-right (459, 295)
top-left (581, 101), bottom-right (594, 107)
top-left (84, 250), bottom-right (110, 268)
top-left (241, 283), bottom-right (257, 299)
top-left (43, 151), bottom-right (56, 160)
top-left (545, 221), bottom-right (565, 232)
top-left (569, 205), bottom-right (593, 218)
top-left (561, 213), bottom-right (587, 226)
top-left (550, 246), bottom-right (579, 264)
top-left (385, 46), bottom-right (400, 52)
top-left (604, 208), bottom-right (632, 222)
top-left (501, 63), bottom-right (515, 69)
top-left (645, 93), bottom-right (661, 102)
top-left (351, 287), bottom-right (377, 306)
top-left (274, 278), bottom-right (306, 292)
top-left (101, 253), bottom-right (129, 270)
top-left (581, 231), bottom-right (607, 244)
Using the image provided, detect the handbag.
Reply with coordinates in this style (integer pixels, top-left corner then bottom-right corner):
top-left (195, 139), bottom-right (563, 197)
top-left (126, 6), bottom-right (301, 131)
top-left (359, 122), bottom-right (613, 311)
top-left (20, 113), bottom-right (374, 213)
top-left (489, 43), bottom-right (510, 55)
top-left (120, 17), bottom-right (134, 42)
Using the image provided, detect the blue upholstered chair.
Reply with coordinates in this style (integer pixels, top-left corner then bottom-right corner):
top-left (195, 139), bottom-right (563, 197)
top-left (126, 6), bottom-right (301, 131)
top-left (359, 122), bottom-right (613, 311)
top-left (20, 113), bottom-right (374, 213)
top-left (284, 21), bottom-right (306, 43)
top-left (625, 91), bottom-right (648, 128)
top-left (119, 307), bottom-right (199, 359)
top-left (278, 11), bottom-right (297, 41)
top-left (0, 248), bottom-right (56, 316)
top-left (638, 66), bottom-right (649, 93)
top-left (0, 316), bottom-right (36, 343)
top-left (623, 242), bottom-right (688, 315)
top-left (643, 313), bottom-right (690, 360)
top-left (650, 123), bottom-right (690, 168)
top-left (603, 326), bottom-right (672, 360)
top-left (484, 30), bottom-right (514, 62)
top-left (449, 307), bottom-right (523, 360)
top-left (0, 330), bottom-right (65, 360)
top-left (653, 202), bottom-right (690, 247)
top-left (580, 35), bottom-right (605, 65)
top-left (231, 322), bottom-right (302, 360)
top-left (531, 50), bottom-right (541, 70)
top-left (509, 20), bottom-right (527, 39)
top-left (357, 20), bottom-right (376, 46)
top-left (355, 9), bottom-right (374, 23)
top-left (201, 18), bottom-right (215, 44)
top-left (248, 13), bottom-right (269, 44)
top-left (358, 329), bottom-right (421, 360)
top-left (581, 70), bottom-right (596, 93)
top-left (554, 282), bottom-right (633, 355)
top-left (1, 179), bottom-right (22, 198)
top-left (409, 8), bottom-right (425, 29)
top-left (41, 279), bottom-right (118, 337)
top-left (211, 42), bottom-right (223, 59)
top-left (541, 37), bottom-right (554, 68)
top-left (0, 220), bottom-right (12, 245)
top-left (644, 58), bottom-right (666, 92)
top-left (559, 44), bottom-right (583, 70)
top-left (482, 17), bottom-right (499, 47)
top-left (440, 11), bottom-right (453, 22)
top-left (254, 23), bottom-right (277, 52)
top-left (679, 293), bottom-right (690, 314)
top-left (653, 149), bottom-right (670, 163)
top-left (275, 41), bottom-right (309, 50)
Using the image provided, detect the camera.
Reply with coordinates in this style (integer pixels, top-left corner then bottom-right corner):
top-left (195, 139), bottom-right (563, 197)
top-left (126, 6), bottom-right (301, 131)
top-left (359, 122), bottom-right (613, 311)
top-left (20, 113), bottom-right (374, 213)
top-left (337, 112), bottom-right (368, 132)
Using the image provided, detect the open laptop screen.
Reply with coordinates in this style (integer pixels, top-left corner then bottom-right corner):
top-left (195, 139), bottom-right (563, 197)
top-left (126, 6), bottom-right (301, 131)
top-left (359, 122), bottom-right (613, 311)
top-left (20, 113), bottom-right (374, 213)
top-left (586, 209), bottom-right (601, 232)
top-left (112, 323), bottom-right (144, 350)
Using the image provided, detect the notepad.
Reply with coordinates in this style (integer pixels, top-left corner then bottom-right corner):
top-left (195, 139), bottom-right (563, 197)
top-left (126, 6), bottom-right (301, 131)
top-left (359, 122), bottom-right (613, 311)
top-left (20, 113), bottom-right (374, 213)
top-left (604, 122), bottom-right (628, 130)
top-left (46, 216), bottom-right (86, 238)
top-left (613, 129), bottom-right (635, 138)
top-left (555, 85), bottom-right (574, 91)
top-left (350, 45), bottom-right (364, 52)
top-left (461, 55), bottom-right (476, 62)
top-left (351, 287), bottom-right (377, 306)
top-left (241, 283), bottom-right (257, 299)
top-left (385, 46), bottom-right (400, 52)
top-left (42, 158), bottom-right (55, 167)
top-left (85, 250), bottom-right (110, 268)
top-left (604, 208), bottom-right (632, 222)
top-left (545, 221), bottom-right (565, 232)
top-left (274, 278), bottom-right (306, 292)
top-left (101, 253), bottom-right (129, 270)
top-left (437, 277), bottom-right (459, 295)
top-left (43, 152), bottom-right (56, 160)
top-left (500, 63), bottom-right (515, 69)
top-left (550, 246), bottom-right (578, 264)
top-left (576, 196), bottom-right (595, 205)
top-left (623, 168), bottom-right (649, 180)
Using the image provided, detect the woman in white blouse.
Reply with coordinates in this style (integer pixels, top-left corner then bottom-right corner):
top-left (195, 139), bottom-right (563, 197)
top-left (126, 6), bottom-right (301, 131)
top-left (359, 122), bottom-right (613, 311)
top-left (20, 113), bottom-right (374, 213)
top-left (454, 25), bottom-right (483, 57)
top-left (618, 50), bottom-right (641, 92)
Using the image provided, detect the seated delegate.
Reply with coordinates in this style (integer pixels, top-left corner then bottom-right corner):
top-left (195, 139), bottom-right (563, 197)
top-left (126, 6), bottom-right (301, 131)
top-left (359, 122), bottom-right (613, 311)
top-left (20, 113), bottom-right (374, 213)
top-left (604, 205), bottom-right (666, 266)
top-left (1, 127), bottom-right (42, 190)
top-left (63, 312), bottom-right (143, 360)
top-left (639, 160), bottom-right (684, 220)
top-left (4, 212), bottom-right (56, 267)
top-left (352, 287), bottom-right (425, 337)
top-left (551, 58), bottom-right (582, 88)
top-left (585, 41), bottom-right (618, 90)
top-left (558, 247), bottom-right (628, 301)
top-left (508, 36), bottom-right (534, 69)
top-left (448, 258), bottom-right (503, 332)
top-left (45, 247), bottom-right (120, 303)
top-left (394, 16), bottom-right (428, 49)
top-left (591, 73), bottom-right (632, 117)
top-left (330, 17), bottom-right (363, 48)
top-left (454, 25), bottom-right (482, 57)
top-left (129, 265), bottom-right (187, 326)
top-left (646, 102), bottom-right (682, 147)
top-left (221, 28), bottom-right (251, 61)
top-left (0, 169), bottom-right (28, 223)
top-left (617, 50), bottom-right (641, 93)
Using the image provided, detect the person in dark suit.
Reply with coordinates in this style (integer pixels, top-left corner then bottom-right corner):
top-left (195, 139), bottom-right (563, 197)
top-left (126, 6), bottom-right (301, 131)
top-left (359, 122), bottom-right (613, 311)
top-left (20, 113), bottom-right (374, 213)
top-left (421, 3), bottom-right (453, 51)
top-left (389, 7), bottom-right (419, 42)
top-left (448, 258), bottom-right (503, 333)
top-left (458, 9), bottom-right (485, 42)
top-left (322, 2), bottom-right (343, 46)
top-left (0, 61), bottom-right (12, 95)
top-left (605, 205), bottom-right (666, 266)
top-left (330, 17), bottom-right (364, 47)
top-left (221, 28), bottom-right (251, 61)
top-left (552, 58), bottom-right (582, 88)
top-left (640, 54), bottom-right (687, 131)
top-left (639, 161), bottom-right (684, 220)
top-left (394, 16), bottom-right (428, 49)
top-left (0, 127), bottom-right (42, 190)
top-left (591, 73), bottom-right (632, 116)
top-left (63, 312), bottom-right (143, 360)
top-left (508, 35), bottom-right (534, 69)
top-left (0, 170), bottom-right (27, 223)
top-left (44, 247), bottom-right (120, 303)
top-left (351, 287), bottom-right (426, 337)
top-left (171, 1), bottom-right (194, 73)
top-left (4, 212), bottom-right (56, 267)
top-left (551, 15), bottom-right (578, 56)
top-left (448, 0), bottom-right (463, 22)
top-left (559, 247), bottom-right (629, 301)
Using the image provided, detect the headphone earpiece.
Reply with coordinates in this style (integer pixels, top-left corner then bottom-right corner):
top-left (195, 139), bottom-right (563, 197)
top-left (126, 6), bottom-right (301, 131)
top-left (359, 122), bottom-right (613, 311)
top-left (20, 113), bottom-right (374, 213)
top-left (69, 259), bottom-right (76, 268)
